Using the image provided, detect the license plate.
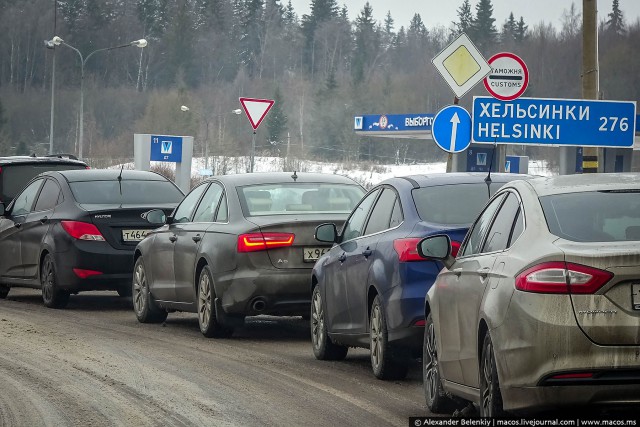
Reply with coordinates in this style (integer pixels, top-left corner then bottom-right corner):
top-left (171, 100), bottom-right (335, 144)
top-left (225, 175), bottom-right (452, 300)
top-left (632, 284), bottom-right (640, 310)
top-left (304, 247), bottom-right (330, 262)
top-left (122, 229), bottom-right (150, 242)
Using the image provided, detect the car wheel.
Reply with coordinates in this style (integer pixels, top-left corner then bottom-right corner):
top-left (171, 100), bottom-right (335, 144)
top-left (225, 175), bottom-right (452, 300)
top-left (424, 313), bottom-right (462, 413)
top-left (311, 286), bottom-right (348, 360)
top-left (0, 285), bottom-right (9, 299)
top-left (480, 333), bottom-right (505, 417)
top-left (40, 254), bottom-right (70, 309)
top-left (132, 257), bottom-right (167, 324)
top-left (370, 295), bottom-right (409, 380)
top-left (198, 265), bottom-right (233, 338)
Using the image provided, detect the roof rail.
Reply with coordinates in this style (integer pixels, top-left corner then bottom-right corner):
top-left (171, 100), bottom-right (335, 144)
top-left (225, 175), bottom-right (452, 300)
top-left (45, 153), bottom-right (79, 160)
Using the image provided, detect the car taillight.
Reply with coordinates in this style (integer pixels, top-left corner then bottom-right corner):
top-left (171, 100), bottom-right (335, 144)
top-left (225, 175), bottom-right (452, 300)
top-left (73, 268), bottom-right (102, 278)
top-left (61, 221), bottom-right (105, 241)
top-left (85, 166), bottom-right (90, 169)
top-left (393, 238), bottom-right (423, 262)
top-left (238, 232), bottom-right (295, 252)
top-left (450, 240), bottom-right (461, 257)
top-left (515, 262), bottom-right (613, 294)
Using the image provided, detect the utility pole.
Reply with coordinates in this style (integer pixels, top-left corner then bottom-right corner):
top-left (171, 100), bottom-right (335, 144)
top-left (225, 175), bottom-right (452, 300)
top-left (582, 0), bottom-right (600, 173)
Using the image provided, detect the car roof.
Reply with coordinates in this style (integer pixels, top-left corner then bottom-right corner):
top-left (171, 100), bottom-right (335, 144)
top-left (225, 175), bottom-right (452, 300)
top-left (211, 172), bottom-right (361, 186)
top-left (380, 172), bottom-right (533, 188)
top-left (56, 169), bottom-right (168, 182)
top-left (0, 155), bottom-right (87, 166)
top-left (523, 173), bottom-right (640, 196)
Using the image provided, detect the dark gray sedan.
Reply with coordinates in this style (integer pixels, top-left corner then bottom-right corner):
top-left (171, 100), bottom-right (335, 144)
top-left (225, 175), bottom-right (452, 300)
top-left (133, 172), bottom-right (365, 338)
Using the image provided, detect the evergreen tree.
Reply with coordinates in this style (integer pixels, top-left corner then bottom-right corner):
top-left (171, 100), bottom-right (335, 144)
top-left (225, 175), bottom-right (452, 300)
top-left (472, 0), bottom-right (497, 50)
top-left (352, 2), bottom-right (379, 84)
top-left (238, 0), bottom-right (265, 77)
top-left (453, 0), bottom-right (473, 35)
top-left (501, 12), bottom-right (516, 43)
top-left (267, 86), bottom-right (288, 146)
top-left (383, 11), bottom-right (395, 49)
top-left (607, 0), bottom-right (625, 35)
top-left (514, 16), bottom-right (528, 43)
top-left (300, 0), bottom-right (339, 73)
top-left (283, 0), bottom-right (296, 25)
top-left (137, 0), bottom-right (168, 38)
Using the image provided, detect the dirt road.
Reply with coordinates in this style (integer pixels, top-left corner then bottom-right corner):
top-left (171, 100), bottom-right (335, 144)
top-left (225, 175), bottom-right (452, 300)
top-left (0, 289), bottom-right (426, 426)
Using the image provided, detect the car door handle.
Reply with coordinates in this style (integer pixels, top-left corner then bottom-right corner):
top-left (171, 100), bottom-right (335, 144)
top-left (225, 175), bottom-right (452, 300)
top-left (40, 216), bottom-right (49, 224)
top-left (169, 234), bottom-right (177, 243)
top-left (452, 268), bottom-right (463, 276)
top-left (14, 222), bottom-right (22, 229)
top-left (338, 253), bottom-right (347, 263)
top-left (362, 248), bottom-right (372, 258)
top-left (477, 267), bottom-right (491, 277)
top-left (192, 234), bottom-right (201, 243)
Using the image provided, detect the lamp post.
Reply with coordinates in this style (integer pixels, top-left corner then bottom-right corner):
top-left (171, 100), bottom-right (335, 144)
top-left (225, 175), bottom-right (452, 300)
top-left (50, 36), bottom-right (147, 159)
top-left (180, 105), bottom-right (241, 174)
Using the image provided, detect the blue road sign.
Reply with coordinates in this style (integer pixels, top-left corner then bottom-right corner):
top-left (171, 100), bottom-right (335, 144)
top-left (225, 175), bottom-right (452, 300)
top-left (473, 96), bottom-right (637, 148)
top-left (150, 135), bottom-right (183, 162)
top-left (353, 114), bottom-right (434, 132)
top-left (432, 105), bottom-right (472, 153)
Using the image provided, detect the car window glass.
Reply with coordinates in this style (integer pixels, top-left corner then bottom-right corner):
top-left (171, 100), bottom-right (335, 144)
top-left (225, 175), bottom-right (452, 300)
top-left (483, 193), bottom-right (520, 253)
top-left (215, 194), bottom-right (228, 222)
top-left (364, 188), bottom-right (396, 235)
top-left (389, 198), bottom-right (403, 228)
top-left (193, 183), bottom-right (223, 223)
top-left (460, 193), bottom-right (506, 257)
top-left (34, 179), bottom-right (61, 211)
top-left (11, 179), bottom-right (44, 216)
top-left (173, 183), bottom-right (208, 224)
top-left (0, 163), bottom-right (85, 202)
top-left (342, 189), bottom-right (380, 241)
top-left (509, 208), bottom-right (524, 246)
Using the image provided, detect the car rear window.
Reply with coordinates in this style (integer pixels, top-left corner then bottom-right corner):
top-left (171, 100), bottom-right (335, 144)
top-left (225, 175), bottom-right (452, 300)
top-left (412, 182), bottom-right (506, 225)
top-left (541, 191), bottom-right (640, 242)
top-left (1, 163), bottom-right (86, 202)
top-left (238, 183), bottom-right (365, 217)
top-left (69, 180), bottom-right (184, 205)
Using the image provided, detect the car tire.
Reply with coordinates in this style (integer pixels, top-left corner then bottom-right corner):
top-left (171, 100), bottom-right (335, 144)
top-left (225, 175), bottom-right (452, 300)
top-left (117, 284), bottom-right (132, 298)
top-left (132, 257), bottom-right (167, 324)
top-left (370, 295), bottom-right (409, 380)
top-left (424, 313), bottom-right (462, 413)
top-left (40, 254), bottom-right (70, 309)
top-left (311, 286), bottom-right (348, 360)
top-left (480, 333), bottom-right (505, 417)
top-left (0, 285), bottom-right (9, 299)
top-left (198, 265), bottom-right (233, 338)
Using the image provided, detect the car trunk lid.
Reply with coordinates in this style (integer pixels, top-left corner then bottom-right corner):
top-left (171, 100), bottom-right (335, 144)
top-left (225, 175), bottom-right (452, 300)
top-left (556, 239), bottom-right (640, 345)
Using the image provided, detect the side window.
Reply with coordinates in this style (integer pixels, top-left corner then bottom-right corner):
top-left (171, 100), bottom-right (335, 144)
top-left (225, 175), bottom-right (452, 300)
top-left (342, 189), bottom-right (380, 242)
top-left (389, 198), bottom-right (403, 228)
top-left (459, 193), bottom-right (506, 257)
top-left (364, 188), bottom-right (396, 235)
top-left (11, 179), bottom-right (44, 216)
top-left (482, 193), bottom-right (521, 253)
top-left (34, 179), bottom-right (61, 212)
top-left (215, 194), bottom-right (228, 222)
top-left (508, 208), bottom-right (524, 246)
top-left (173, 183), bottom-right (208, 224)
top-left (193, 183), bottom-right (223, 223)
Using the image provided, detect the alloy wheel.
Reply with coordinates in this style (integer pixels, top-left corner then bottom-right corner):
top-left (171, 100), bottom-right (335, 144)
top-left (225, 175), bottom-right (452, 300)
top-left (424, 321), bottom-right (439, 402)
top-left (198, 271), bottom-right (212, 328)
top-left (41, 257), bottom-right (54, 302)
top-left (481, 339), bottom-right (495, 415)
top-left (370, 304), bottom-right (383, 370)
top-left (311, 290), bottom-right (324, 350)
top-left (132, 261), bottom-right (147, 315)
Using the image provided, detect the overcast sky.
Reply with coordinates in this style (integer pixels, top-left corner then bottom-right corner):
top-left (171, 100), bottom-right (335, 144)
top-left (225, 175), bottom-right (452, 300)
top-left (288, 0), bottom-right (640, 30)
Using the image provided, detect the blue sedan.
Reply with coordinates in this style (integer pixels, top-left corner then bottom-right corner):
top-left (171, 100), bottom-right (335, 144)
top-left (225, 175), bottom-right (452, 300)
top-left (311, 173), bottom-right (531, 380)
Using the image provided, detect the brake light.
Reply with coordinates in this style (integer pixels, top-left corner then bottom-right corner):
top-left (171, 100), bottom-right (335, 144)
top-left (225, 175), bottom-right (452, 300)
top-left (238, 232), bottom-right (295, 252)
top-left (61, 221), bottom-right (105, 241)
top-left (85, 166), bottom-right (90, 169)
top-left (451, 240), bottom-right (461, 257)
top-left (515, 262), bottom-right (613, 294)
top-left (393, 238), bottom-right (423, 262)
top-left (413, 319), bottom-right (426, 326)
top-left (73, 268), bottom-right (102, 278)
top-left (551, 372), bottom-right (594, 379)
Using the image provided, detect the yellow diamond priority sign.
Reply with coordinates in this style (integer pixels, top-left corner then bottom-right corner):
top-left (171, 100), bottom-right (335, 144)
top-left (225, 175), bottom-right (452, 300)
top-left (432, 33), bottom-right (491, 99)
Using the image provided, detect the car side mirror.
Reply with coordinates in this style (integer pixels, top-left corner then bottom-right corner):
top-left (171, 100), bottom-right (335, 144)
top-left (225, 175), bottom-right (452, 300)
top-left (418, 234), bottom-right (456, 270)
top-left (315, 223), bottom-right (337, 243)
top-left (142, 209), bottom-right (167, 225)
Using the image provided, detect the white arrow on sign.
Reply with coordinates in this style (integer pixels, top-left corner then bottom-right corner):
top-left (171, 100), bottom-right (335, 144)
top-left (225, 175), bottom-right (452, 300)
top-left (449, 112), bottom-right (460, 152)
top-left (239, 97), bottom-right (275, 131)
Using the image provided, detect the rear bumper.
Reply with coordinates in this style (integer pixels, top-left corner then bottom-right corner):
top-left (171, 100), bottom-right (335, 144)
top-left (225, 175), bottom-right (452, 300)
top-left (53, 240), bottom-right (134, 291)
top-left (214, 267), bottom-right (311, 316)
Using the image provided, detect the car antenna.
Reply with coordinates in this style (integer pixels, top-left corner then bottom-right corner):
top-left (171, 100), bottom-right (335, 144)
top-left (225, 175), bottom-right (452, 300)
top-left (117, 164), bottom-right (124, 197)
top-left (484, 139), bottom-right (497, 198)
top-left (291, 170), bottom-right (298, 182)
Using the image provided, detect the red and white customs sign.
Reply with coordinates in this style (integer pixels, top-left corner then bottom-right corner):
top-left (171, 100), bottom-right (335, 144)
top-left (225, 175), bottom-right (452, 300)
top-left (483, 52), bottom-right (529, 101)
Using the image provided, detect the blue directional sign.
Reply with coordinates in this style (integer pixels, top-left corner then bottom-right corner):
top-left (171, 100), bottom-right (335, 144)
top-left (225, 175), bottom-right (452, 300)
top-left (354, 113), bottom-right (434, 132)
top-left (432, 105), bottom-right (472, 153)
top-left (150, 135), bottom-right (183, 162)
top-left (473, 96), bottom-right (637, 148)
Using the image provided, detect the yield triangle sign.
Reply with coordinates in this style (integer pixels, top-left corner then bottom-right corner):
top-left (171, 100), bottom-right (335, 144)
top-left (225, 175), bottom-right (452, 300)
top-left (239, 97), bottom-right (275, 130)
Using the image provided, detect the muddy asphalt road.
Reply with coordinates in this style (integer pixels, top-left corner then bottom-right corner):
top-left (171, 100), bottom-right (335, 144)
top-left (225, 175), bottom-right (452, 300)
top-left (0, 289), bottom-right (426, 427)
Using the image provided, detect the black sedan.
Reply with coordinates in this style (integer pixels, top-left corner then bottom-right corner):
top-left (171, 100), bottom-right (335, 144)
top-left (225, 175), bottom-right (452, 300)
top-left (0, 169), bottom-right (184, 308)
top-left (132, 172), bottom-right (365, 338)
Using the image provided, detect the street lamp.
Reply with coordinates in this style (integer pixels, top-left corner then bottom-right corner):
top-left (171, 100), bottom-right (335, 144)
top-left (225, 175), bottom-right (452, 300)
top-left (50, 36), bottom-right (147, 159)
top-left (180, 105), bottom-right (242, 174)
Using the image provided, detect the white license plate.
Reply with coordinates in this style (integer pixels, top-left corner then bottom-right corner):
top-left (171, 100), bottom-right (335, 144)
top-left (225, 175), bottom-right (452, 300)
top-left (122, 229), bottom-right (150, 242)
top-left (304, 247), bottom-right (330, 262)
